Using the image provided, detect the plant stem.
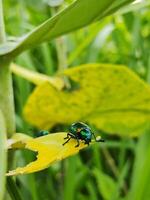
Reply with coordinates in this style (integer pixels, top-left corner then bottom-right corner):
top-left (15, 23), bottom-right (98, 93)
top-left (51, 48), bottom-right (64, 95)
top-left (0, 65), bottom-right (16, 136)
top-left (0, 0), bottom-right (6, 43)
top-left (0, 111), bottom-right (7, 200)
top-left (51, 6), bottom-right (67, 71)
top-left (0, 2), bottom-right (8, 200)
top-left (10, 63), bottom-right (64, 90)
top-left (51, 6), bottom-right (70, 88)
top-left (55, 36), bottom-right (67, 71)
top-left (0, 0), bottom-right (15, 137)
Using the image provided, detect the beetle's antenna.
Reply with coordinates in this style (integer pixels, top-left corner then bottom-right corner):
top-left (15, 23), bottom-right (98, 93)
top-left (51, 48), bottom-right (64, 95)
top-left (92, 132), bottom-right (105, 142)
top-left (92, 132), bottom-right (97, 141)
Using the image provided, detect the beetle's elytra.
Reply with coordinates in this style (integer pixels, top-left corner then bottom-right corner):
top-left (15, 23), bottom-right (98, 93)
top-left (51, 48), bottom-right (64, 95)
top-left (63, 122), bottom-right (104, 147)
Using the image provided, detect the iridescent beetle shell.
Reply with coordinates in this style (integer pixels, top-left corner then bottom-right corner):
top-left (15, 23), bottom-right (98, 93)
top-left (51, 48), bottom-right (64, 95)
top-left (69, 122), bottom-right (92, 143)
top-left (63, 122), bottom-right (104, 147)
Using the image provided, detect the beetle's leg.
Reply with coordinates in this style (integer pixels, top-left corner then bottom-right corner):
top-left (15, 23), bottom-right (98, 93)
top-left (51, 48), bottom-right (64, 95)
top-left (63, 133), bottom-right (76, 146)
top-left (84, 140), bottom-right (89, 146)
top-left (64, 132), bottom-right (70, 139)
top-left (75, 137), bottom-right (80, 147)
top-left (64, 132), bottom-right (74, 139)
top-left (63, 137), bottom-right (72, 145)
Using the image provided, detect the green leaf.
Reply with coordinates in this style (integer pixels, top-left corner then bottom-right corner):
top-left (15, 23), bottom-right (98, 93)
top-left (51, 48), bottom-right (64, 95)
top-left (23, 63), bottom-right (150, 137)
top-left (127, 131), bottom-right (150, 200)
top-left (93, 168), bottom-right (116, 200)
top-left (0, 0), bottom-right (135, 60)
top-left (0, 110), bottom-right (7, 200)
top-left (116, 0), bottom-right (150, 15)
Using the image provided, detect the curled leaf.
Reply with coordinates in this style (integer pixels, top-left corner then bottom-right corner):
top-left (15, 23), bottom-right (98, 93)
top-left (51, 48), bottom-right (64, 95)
top-left (7, 132), bottom-right (101, 176)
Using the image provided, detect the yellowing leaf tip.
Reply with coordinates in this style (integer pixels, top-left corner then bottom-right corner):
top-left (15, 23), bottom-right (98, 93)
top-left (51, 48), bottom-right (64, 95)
top-left (6, 132), bottom-right (103, 176)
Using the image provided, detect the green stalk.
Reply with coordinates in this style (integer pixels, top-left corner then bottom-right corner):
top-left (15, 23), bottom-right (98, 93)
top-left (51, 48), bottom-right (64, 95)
top-left (51, 6), bottom-right (67, 71)
top-left (0, 2), bottom-right (16, 198)
top-left (52, 5), bottom-right (70, 89)
top-left (55, 36), bottom-right (67, 70)
top-left (0, 65), bottom-right (16, 136)
top-left (0, 0), bottom-right (15, 137)
top-left (0, 111), bottom-right (7, 200)
top-left (0, 1), bottom-right (8, 200)
top-left (0, 0), bottom-right (6, 43)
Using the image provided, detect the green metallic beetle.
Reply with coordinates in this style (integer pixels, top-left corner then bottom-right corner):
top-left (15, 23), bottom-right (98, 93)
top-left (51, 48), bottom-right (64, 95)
top-left (63, 122), bottom-right (104, 147)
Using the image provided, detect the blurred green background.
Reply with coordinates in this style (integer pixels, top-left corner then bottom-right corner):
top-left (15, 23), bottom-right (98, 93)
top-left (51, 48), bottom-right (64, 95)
top-left (4, 0), bottom-right (150, 200)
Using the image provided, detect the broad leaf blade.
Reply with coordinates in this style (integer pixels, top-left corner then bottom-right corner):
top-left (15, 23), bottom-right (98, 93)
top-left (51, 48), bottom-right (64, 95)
top-left (23, 64), bottom-right (150, 137)
top-left (0, 0), bottom-right (135, 59)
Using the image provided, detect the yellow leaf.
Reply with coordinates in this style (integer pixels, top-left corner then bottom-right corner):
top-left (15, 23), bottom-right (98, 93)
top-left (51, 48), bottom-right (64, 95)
top-left (7, 132), bottom-right (100, 176)
top-left (7, 133), bottom-right (32, 149)
top-left (23, 64), bottom-right (150, 137)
